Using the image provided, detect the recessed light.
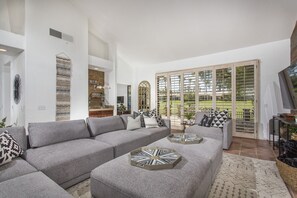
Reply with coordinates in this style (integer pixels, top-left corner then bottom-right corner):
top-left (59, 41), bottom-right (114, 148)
top-left (0, 49), bottom-right (7, 52)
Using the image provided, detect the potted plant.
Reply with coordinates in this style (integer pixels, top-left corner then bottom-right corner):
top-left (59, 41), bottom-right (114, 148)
top-left (0, 117), bottom-right (9, 128)
top-left (184, 112), bottom-right (195, 124)
top-left (118, 103), bottom-right (127, 115)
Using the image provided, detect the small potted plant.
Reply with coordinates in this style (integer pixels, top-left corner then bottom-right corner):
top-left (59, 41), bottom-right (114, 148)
top-left (118, 103), bottom-right (127, 115)
top-left (184, 112), bottom-right (195, 124)
top-left (0, 117), bottom-right (6, 128)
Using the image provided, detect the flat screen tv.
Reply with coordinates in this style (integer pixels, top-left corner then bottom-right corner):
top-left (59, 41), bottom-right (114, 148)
top-left (117, 96), bottom-right (124, 104)
top-left (279, 63), bottom-right (297, 109)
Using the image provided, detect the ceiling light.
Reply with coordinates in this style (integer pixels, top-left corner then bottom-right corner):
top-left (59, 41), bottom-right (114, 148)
top-left (0, 49), bottom-right (7, 52)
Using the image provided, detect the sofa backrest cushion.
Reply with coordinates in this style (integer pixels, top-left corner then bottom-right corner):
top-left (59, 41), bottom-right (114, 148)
top-left (119, 114), bottom-right (132, 128)
top-left (0, 127), bottom-right (27, 151)
top-left (28, 119), bottom-right (90, 148)
top-left (87, 116), bottom-right (126, 137)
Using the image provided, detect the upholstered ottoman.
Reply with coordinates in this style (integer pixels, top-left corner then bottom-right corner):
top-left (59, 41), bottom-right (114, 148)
top-left (90, 136), bottom-right (223, 198)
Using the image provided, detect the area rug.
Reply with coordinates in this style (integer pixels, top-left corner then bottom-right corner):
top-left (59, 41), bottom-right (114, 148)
top-left (67, 153), bottom-right (291, 198)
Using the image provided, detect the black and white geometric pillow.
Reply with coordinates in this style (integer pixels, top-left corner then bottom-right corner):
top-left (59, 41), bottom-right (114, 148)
top-left (148, 109), bottom-right (157, 117)
top-left (155, 115), bottom-right (165, 127)
top-left (0, 130), bottom-right (24, 166)
top-left (211, 110), bottom-right (229, 128)
top-left (133, 111), bottom-right (145, 127)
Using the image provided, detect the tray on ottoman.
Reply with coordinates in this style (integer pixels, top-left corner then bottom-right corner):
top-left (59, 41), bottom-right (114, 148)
top-left (129, 147), bottom-right (181, 170)
top-left (167, 133), bottom-right (203, 144)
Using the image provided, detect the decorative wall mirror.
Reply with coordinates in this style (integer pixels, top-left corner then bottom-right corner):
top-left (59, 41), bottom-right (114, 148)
top-left (13, 74), bottom-right (21, 104)
top-left (138, 81), bottom-right (151, 111)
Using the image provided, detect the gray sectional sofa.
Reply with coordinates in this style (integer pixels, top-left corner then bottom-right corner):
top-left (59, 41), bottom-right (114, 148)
top-left (0, 115), bottom-right (171, 197)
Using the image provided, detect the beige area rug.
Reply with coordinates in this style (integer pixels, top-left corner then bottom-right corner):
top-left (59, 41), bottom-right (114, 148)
top-left (67, 153), bottom-right (291, 198)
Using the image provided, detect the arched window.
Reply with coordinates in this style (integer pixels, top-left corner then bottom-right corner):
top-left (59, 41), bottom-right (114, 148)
top-left (138, 81), bottom-right (151, 110)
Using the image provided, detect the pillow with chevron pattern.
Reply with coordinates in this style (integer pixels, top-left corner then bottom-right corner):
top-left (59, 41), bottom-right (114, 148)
top-left (211, 110), bottom-right (229, 128)
top-left (0, 130), bottom-right (24, 166)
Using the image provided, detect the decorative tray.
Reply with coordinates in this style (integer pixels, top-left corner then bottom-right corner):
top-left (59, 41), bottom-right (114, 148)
top-left (167, 133), bottom-right (203, 144)
top-left (129, 147), bottom-right (181, 170)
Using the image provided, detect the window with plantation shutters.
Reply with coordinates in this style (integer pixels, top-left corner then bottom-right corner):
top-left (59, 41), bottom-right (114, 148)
top-left (155, 60), bottom-right (259, 138)
top-left (156, 75), bottom-right (168, 117)
top-left (198, 70), bottom-right (213, 111)
top-left (235, 65), bottom-right (256, 135)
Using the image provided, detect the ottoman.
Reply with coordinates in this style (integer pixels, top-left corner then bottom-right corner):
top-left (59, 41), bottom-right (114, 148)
top-left (91, 136), bottom-right (223, 198)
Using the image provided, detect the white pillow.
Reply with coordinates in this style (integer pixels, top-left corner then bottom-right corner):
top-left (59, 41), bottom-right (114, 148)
top-left (127, 116), bottom-right (141, 131)
top-left (144, 116), bottom-right (159, 128)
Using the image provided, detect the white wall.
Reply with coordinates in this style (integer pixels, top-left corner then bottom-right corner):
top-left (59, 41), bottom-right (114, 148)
top-left (10, 51), bottom-right (25, 126)
top-left (88, 32), bottom-right (109, 60)
top-left (0, 64), bottom-right (10, 124)
top-left (25, 0), bottom-right (88, 125)
top-left (0, 0), bottom-right (25, 35)
top-left (133, 39), bottom-right (291, 140)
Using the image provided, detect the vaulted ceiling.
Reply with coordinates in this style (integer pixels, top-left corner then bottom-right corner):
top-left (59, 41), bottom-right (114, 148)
top-left (70, 0), bottom-right (297, 65)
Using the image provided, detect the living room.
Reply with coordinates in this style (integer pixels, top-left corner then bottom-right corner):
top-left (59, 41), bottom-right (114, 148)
top-left (0, 0), bottom-right (297, 197)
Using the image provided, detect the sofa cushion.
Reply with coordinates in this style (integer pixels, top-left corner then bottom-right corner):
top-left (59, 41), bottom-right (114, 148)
top-left (0, 131), bottom-right (24, 166)
top-left (0, 127), bottom-right (27, 151)
top-left (87, 116), bottom-right (125, 136)
top-left (28, 119), bottom-right (90, 148)
top-left (0, 157), bottom-right (37, 183)
top-left (0, 171), bottom-right (72, 198)
top-left (24, 139), bottom-right (114, 186)
top-left (185, 125), bottom-right (223, 141)
top-left (94, 130), bottom-right (150, 157)
top-left (136, 127), bottom-right (170, 143)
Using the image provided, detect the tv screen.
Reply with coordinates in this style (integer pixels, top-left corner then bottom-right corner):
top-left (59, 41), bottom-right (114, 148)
top-left (279, 63), bottom-right (297, 109)
top-left (117, 96), bottom-right (124, 104)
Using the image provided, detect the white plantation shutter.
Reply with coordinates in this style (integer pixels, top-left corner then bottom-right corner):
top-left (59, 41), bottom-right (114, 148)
top-left (156, 75), bottom-right (168, 117)
top-left (198, 70), bottom-right (213, 111)
top-left (183, 72), bottom-right (196, 117)
top-left (169, 74), bottom-right (182, 128)
top-left (215, 67), bottom-right (232, 116)
top-left (235, 65), bottom-right (256, 134)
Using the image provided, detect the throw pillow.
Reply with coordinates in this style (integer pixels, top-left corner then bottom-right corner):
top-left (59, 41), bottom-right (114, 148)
top-left (205, 116), bottom-right (215, 127)
top-left (126, 116), bottom-right (141, 131)
top-left (198, 114), bottom-right (208, 126)
top-left (148, 109), bottom-right (157, 117)
top-left (144, 116), bottom-right (159, 128)
top-left (0, 130), bottom-right (24, 166)
top-left (133, 111), bottom-right (145, 127)
top-left (212, 110), bottom-right (229, 128)
top-left (155, 115), bottom-right (165, 127)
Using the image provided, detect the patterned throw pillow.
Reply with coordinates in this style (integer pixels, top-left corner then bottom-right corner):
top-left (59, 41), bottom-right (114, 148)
top-left (0, 130), bottom-right (24, 166)
top-left (212, 110), bottom-right (229, 128)
top-left (155, 115), bottom-right (165, 127)
top-left (148, 109), bottom-right (157, 117)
